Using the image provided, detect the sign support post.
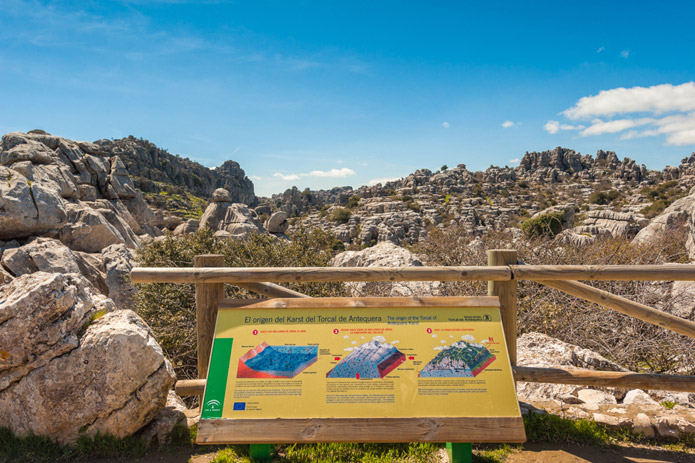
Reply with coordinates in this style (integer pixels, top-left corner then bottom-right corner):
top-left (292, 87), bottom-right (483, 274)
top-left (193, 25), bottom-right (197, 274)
top-left (446, 442), bottom-right (472, 463)
top-left (250, 444), bottom-right (272, 460)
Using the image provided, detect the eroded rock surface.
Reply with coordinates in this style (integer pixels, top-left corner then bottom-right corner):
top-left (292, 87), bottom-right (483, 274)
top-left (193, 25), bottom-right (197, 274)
top-left (0, 273), bottom-right (174, 443)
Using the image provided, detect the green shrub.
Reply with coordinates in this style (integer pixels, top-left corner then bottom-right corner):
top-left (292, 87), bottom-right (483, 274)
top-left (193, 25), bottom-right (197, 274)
top-left (521, 212), bottom-right (564, 239)
top-left (347, 195), bottom-right (360, 209)
top-left (588, 189), bottom-right (619, 205)
top-left (329, 207), bottom-right (351, 224)
top-left (135, 227), bottom-right (345, 380)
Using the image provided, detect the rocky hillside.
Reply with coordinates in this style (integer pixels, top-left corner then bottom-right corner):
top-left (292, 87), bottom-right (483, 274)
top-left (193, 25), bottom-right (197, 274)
top-left (95, 136), bottom-right (257, 217)
top-left (266, 147), bottom-right (695, 250)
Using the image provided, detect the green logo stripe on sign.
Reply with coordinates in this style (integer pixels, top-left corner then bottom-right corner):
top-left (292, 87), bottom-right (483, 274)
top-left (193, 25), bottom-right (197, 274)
top-left (201, 338), bottom-right (233, 419)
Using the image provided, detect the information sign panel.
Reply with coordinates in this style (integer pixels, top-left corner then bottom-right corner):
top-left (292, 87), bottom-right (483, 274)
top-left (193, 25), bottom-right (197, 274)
top-left (196, 297), bottom-right (525, 444)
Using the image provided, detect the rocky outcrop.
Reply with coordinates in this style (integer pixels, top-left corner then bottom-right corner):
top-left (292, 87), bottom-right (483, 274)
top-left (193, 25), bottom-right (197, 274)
top-left (1, 237), bottom-right (108, 295)
top-left (0, 166), bottom-right (67, 240)
top-left (0, 273), bottom-right (174, 443)
top-left (518, 332), bottom-right (695, 439)
top-left (332, 242), bottom-right (441, 297)
top-left (96, 137), bottom-right (256, 206)
top-left (633, 192), bottom-right (695, 249)
top-left (199, 189), bottom-right (265, 239)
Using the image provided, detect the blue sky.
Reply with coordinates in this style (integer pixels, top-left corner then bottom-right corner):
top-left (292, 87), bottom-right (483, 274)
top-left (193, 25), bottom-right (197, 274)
top-left (1, 1), bottom-right (694, 197)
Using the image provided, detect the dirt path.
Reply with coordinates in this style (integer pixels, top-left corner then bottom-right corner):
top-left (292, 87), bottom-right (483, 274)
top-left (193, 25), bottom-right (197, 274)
top-left (505, 443), bottom-right (694, 463)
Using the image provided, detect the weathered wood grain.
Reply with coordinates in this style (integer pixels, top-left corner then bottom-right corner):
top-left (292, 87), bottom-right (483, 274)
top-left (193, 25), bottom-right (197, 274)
top-left (218, 296), bottom-right (500, 310)
top-left (513, 264), bottom-right (695, 281)
top-left (196, 417), bottom-right (526, 444)
top-left (194, 255), bottom-right (225, 390)
top-left (488, 250), bottom-right (518, 366)
top-left (130, 266), bottom-right (512, 283)
top-left (514, 366), bottom-right (695, 392)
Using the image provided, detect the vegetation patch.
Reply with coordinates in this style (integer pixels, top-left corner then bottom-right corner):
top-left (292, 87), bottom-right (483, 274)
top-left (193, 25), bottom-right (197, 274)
top-left (521, 212), bottom-right (564, 239)
top-left (135, 227), bottom-right (346, 381)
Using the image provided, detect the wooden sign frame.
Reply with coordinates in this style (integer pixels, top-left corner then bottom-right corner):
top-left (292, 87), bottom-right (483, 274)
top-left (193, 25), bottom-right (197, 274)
top-left (196, 296), bottom-right (526, 445)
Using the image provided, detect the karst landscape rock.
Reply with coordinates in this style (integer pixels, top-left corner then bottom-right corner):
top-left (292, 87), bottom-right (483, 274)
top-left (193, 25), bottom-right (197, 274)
top-left (2, 129), bottom-right (695, 448)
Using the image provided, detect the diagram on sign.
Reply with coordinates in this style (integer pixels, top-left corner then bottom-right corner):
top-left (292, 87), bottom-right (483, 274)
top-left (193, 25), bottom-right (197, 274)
top-left (419, 337), bottom-right (495, 378)
top-left (237, 342), bottom-right (318, 378)
top-left (327, 338), bottom-right (406, 379)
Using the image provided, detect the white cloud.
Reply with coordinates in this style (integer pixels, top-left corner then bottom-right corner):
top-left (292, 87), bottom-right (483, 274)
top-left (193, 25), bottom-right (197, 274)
top-left (501, 120), bottom-right (517, 128)
top-left (544, 120), bottom-right (560, 134)
top-left (597, 46), bottom-right (605, 53)
top-left (547, 82), bottom-right (695, 146)
top-left (309, 168), bottom-right (355, 178)
top-left (344, 347), bottom-right (354, 352)
top-left (580, 117), bottom-right (654, 136)
top-left (368, 176), bottom-right (400, 186)
top-left (509, 158), bottom-right (521, 164)
top-left (442, 122), bottom-right (450, 128)
top-left (621, 50), bottom-right (630, 59)
top-left (373, 335), bottom-right (386, 343)
top-left (250, 175), bottom-right (263, 181)
top-left (461, 335), bottom-right (475, 341)
top-left (273, 172), bottom-right (301, 181)
top-left (562, 82), bottom-right (695, 120)
top-left (272, 167), bottom-right (356, 182)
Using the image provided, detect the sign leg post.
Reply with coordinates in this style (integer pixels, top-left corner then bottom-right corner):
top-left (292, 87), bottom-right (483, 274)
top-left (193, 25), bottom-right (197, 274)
top-left (250, 444), bottom-right (272, 461)
top-left (446, 442), bottom-right (472, 463)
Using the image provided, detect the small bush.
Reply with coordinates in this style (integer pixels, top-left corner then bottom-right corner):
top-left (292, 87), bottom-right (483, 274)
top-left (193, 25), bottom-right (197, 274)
top-left (347, 195), bottom-right (360, 209)
top-left (329, 207), bottom-right (351, 224)
top-left (588, 189), bottom-right (619, 205)
top-left (521, 212), bottom-right (564, 239)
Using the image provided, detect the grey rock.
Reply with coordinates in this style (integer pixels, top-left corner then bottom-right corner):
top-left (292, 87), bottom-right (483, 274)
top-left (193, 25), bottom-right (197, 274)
top-left (0, 305), bottom-right (174, 444)
top-left (102, 244), bottom-right (137, 310)
top-left (265, 211), bottom-right (289, 234)
top-left (0, 167), bottom-right (67, 240)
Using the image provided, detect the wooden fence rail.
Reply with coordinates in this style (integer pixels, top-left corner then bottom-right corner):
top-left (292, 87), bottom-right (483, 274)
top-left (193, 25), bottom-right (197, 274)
top-left (129, 249), bottom-right (695, 394)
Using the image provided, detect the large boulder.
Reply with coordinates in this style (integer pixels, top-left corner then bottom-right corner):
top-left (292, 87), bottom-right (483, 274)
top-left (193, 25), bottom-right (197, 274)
top-left (633, 193), bottom-right (695, 245)
top-left (59, 203), bottom-right (132, 253)
top-left (0, 167), bottom-right (67, 240)
top-left (265, 211), bottom-right (289, 234)
top-left (200, 190), bottom-right (265, 239)
top-left (1, 237), bottom-right (107, 295)
top-left (517, 332), bottom-right (626, 403)
top-left (0, 273), bottom-right (174, 443)
top-left (332, 242), bottom-right (441, 297)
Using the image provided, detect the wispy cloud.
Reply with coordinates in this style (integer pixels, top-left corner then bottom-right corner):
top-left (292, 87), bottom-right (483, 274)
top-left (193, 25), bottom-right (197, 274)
top-left (442, 122), bottom-right (450, 128)
top-left (273, 173), bottom-right (301, 181)
top-left (545, 82), bottom-right (695, 146)
top-left (509, 158), bottom-right (521, 164)
top-left (620, 49), bottom-right (630, 59)
top-left (597, 46), bottom-right (605, 53)
top-left (544, 120), bottom-right (585, 134)
top-left (273, 168), bottom-right (356, 182)
top-left (501, 120), bottom-right (519, 128)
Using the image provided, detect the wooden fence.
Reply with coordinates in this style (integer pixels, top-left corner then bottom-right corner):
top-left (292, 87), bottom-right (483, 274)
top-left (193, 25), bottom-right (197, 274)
top-left (130, 249), bottom-right (695, 397)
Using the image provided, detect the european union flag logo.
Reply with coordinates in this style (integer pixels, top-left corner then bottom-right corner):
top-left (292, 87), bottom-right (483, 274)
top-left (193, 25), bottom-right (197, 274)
top-left (233, 402), bottom-right (246, 411)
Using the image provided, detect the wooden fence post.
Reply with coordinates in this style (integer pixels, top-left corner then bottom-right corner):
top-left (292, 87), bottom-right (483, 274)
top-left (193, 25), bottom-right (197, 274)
top-left (194, 254), bottom-right (225, 387)
top-left (487, 249), bottom-right (518, 366)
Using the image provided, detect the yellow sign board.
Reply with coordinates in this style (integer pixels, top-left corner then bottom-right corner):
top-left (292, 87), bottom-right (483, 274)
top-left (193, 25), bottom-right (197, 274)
top-left (201, 301), bottom-right (520, 422)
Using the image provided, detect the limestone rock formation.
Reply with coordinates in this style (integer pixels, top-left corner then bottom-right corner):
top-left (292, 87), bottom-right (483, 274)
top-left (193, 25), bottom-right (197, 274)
top-left (95, 137), bottom-right (256, 205)
top-left (199, 189), bottom-right (265, 239)
top-left (0, 166), bottom-right (67, 240)
top-left (0, 273), bottom-right (174, 443)
top-left (332, 242), bottom-right (441, 297)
